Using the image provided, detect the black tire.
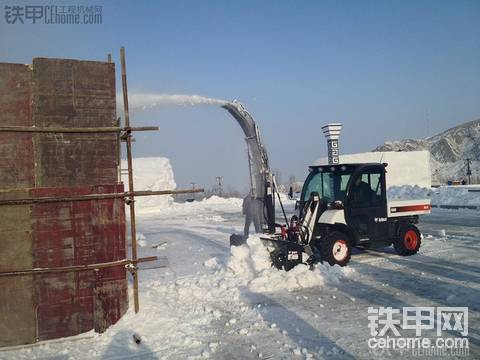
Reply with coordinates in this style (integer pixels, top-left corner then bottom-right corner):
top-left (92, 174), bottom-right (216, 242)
top-left (319, 231), bottom-right (352, 266)
top-left (393, 224), bottom-right (421, 256)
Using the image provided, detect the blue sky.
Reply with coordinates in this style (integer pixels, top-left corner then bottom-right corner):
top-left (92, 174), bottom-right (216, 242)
top-left (1, 0), bottom-right (479, 191)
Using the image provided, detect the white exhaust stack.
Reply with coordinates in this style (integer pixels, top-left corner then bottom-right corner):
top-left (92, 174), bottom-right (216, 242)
top-left (322, 123), bottom-right (342, 165)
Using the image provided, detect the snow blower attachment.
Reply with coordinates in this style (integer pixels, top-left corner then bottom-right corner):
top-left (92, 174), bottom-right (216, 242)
top-left (223, 102), bottom-right (431, 270)
top-left (222, 101), bottom-right (276, 237)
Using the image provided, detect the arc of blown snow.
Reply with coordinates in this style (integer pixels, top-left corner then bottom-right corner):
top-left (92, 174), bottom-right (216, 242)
top-left (116, 93), bottom-right (228, 110)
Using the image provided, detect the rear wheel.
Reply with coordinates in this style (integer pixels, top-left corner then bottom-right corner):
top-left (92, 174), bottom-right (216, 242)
top-left (394, 224), bottom-right (421, 256)
top-left (320, 231), bottom-right (352, 266)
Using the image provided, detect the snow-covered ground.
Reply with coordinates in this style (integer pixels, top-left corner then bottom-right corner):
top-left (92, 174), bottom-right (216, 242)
top-left (2, 159), bottom-right (479, 359)
top-left (3, 198), bottom-right (479, 359)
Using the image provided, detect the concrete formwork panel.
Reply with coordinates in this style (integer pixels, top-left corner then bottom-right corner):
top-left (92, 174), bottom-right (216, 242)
top-left (0, 189), bottom-right (35, 346)
top-left (0, 59), bottom-right (127, 347)
top-left (0, 63), bottom-right (35, 189)
top-left (32, 58), bottom-right (118, 187)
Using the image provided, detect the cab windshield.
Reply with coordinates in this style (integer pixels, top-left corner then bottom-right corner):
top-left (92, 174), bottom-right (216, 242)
top-left (301, 167), bottom-right (352, 203)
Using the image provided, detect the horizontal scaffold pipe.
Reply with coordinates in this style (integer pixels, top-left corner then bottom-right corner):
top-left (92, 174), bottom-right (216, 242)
top-left (0, 126), bottom-right (159, 133)
top-left (0, 256), bottom-right (158, 277)
top-left (0, 188), bottom-right (204, 206)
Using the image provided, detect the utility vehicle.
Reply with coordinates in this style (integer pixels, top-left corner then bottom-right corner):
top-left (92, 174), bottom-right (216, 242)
top-left (273, 162), bottom-right (431, 269)
top-left (223, 101), bottom-right (431, 269)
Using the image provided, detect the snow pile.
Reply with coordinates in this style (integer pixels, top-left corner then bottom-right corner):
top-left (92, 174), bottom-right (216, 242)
top-left (196, 195), bottom-right (243, 207)
top-left (112, 236), bottom-right (351, 356)
top-left (388, 185), bottom-right (480, 206)
top-left (124, 93), bottom-right (227, 110)
top-left (121, 157), bottom-right (176, 212)
top-left (154, 195), bottom-right (243, 216)
top-left (430, 185), bottom-right (480, 206)
top-left (226, 236), bottom-right (353, 293)
top-left (387, 185), bottom-right (431, 200)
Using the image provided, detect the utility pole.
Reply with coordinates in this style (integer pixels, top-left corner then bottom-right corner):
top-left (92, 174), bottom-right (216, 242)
top-left (465, 158), bottom-right (472, 185)
top-left (215, 176), bottom-right (223, 197)
top-left (190, 182), bottom-right (197, 200)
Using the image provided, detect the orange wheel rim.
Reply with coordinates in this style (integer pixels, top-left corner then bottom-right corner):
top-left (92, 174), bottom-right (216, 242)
top-left (404, 230), bottom-right (418, 250)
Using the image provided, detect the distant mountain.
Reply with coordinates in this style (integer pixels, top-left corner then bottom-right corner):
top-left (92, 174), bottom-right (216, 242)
top-left (374, 119), bottom-right (480, 184)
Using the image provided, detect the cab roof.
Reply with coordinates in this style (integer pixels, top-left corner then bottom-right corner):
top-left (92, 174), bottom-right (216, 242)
top-left (309, 163), bottom-right (387, 170)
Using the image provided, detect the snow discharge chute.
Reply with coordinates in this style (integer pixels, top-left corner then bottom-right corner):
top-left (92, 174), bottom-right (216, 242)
top-left (222, 101), bottom-right (276, 232)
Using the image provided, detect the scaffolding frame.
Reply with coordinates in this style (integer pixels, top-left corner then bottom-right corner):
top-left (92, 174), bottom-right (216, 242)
top-left (0, 47), bottom-right (203, 314)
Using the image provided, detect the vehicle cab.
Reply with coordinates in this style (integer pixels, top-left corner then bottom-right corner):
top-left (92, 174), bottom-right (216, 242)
top-left (299, 163), bottom-right (389, 244)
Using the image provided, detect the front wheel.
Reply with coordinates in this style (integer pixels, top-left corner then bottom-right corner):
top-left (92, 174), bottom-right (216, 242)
top-left (319, 231), bottom-right (352, 266)
top-left (393, 224), bottom-right (421, 256)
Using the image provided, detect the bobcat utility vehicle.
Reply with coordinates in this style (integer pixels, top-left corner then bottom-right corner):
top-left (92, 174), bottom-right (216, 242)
top-left (283, 162), bottom-right (431, 269)
top-left (223, 101), bottom-right (431, 270)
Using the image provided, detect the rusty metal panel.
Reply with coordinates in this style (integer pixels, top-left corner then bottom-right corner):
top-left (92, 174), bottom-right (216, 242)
top-left (31, 184), bottom-right (126, 341)
top-left (0, 276), bottom-right (36, 346)
top-left (0, 58), bottom-right (127, 346)
top-left (0, 63), bottom-right (35, 189)
top-left (32, 58), bottom-right (118, 187)
top-left (0, 189), bottom-right (36, 346)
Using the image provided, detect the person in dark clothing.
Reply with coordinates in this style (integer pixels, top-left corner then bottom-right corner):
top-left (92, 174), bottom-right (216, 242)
top-left (351, 178), bottom-right (374, 205)
top-left (243, 195), bottom-right (262, 237)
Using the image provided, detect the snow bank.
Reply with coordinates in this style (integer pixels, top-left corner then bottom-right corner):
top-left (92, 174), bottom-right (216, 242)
top-left (226, 236), bottom-right (353, 293)
top-left (431, 186), bottom-right (480, 206)
top-left (145, 235), bottom-right (351, 325)
top-left (388, 185), bottom-right (480, 206)
top-left (149, 195), bottom-right (243, 217)
top-left (121, 157), bottom-right (176, 212)
top-left (387, 185), bottom-right (431, 200)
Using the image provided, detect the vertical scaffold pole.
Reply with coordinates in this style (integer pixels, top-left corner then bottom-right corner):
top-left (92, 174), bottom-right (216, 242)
top-left (120, 46), bottom-right (140, 313)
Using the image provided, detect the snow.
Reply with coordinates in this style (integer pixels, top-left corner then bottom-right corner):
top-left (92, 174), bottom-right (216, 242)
top-left (388, 184), bottom-right (480, 206)
top-left (123, 93), bottom-right (227, 110)
top-left (430, 185), bottom-right (480, 206)
top-left (226, 236), bottom-right (353, 293)
top-left (2, 158), bottom-right (479, 359)
top-left (121, 157), bottom-right (176, 213)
